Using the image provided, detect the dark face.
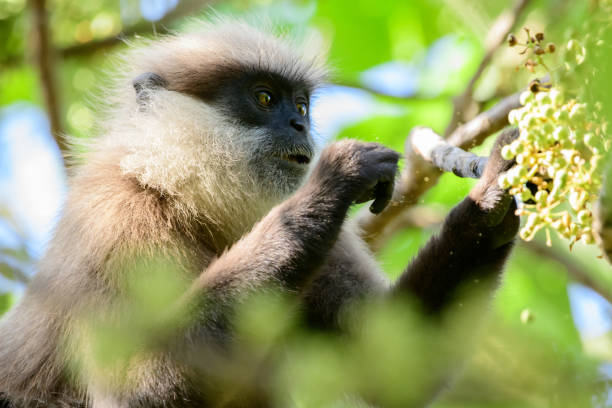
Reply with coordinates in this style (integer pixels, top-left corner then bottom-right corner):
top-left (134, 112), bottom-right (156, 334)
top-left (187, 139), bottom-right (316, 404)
top-left (208, 70), bottom-right (315, 193)
top-left (212, 71), bottom-right (313, 158)
top-left (133, 68), bottom-right (316, 195)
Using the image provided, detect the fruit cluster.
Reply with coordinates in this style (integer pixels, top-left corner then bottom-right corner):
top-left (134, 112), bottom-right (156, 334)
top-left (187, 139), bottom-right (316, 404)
top-left (499, 24), bottom-right (610, 247)
top-left (501, 86), bottom-right (607, 245)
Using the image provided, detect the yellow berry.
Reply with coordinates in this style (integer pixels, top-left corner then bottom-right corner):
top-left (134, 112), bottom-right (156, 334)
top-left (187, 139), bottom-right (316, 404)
top-left (526, 213), bottom-right (542, 229)
top-left (553, 126), bottom-right (569, 141)
top-left (520, 227), bottom-right (535, 241)
top-left (543, 105), bottom-right (555, 118)
top-left (520, 91), bottom-right (533, 106)
top-left (498, 174), bottom-right (511, 189)
top-left (582, 232), bottom-right (595, 244)
top-left (501, 145), bottom-right (515, 160)
top-left (577, 210), bottom-right (591, 224)
top-left (570, 104), bottom-right (586, 121)
top-left (554, 110), bottom-right (570, 121)
top-left (549, 88), bottom-right (563, 106)
top-left (520, 190), bottom-right (533, 202)
top-left (555, 170), bottom-right (568, 188)
top-left (535, 190), bottom-right (549, 205)
top-left (509, 110), bottom-right (520, 125)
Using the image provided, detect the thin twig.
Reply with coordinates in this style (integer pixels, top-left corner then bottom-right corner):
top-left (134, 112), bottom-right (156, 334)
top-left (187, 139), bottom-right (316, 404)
top-left (522, 240), bottom-right (612, 304)
top-left (0, 262), bottom-right (30, 284)
top-left (447, 93), bottom-right (522, 149)
top-left (1, 25), bottom-right (169, 68)
top-left (444, 0), bottom-right (532, 137)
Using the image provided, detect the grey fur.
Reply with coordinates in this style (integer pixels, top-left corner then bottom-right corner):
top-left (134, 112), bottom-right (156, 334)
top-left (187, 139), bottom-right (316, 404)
top-left (0, 20), bottom-right (518, 408)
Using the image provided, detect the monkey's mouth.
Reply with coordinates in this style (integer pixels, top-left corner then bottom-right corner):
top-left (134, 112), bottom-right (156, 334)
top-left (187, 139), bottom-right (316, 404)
top-left (281, 153), bottom-right (311, 165)
top-left (273, 144), bottom-right (314, 168)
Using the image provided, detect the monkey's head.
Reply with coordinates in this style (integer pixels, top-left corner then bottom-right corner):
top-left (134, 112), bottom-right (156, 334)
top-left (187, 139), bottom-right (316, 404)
top-left (100, 20), bottom-right (327, 232)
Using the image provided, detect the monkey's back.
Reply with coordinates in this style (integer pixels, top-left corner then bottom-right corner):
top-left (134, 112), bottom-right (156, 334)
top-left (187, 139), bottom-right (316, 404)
top-left (0, 150), bottom-right (216, 406)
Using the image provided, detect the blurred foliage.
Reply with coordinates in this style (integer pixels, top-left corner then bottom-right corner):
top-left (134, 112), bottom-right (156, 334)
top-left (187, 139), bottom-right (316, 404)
top-left (1, 0), bottom-right (612, 406)
top-left (69, 255), bottom-right (191, 391)
top-left (71, 267), bottom-right (605, 407)
top-left (0, 292), bottom-right (14, 316)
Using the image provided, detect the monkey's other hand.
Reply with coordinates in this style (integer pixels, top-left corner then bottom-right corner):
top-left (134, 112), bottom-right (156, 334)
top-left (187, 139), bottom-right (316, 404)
top-left (312, 140), bottom-right (400, 214)
top-left (469, 128), bottom-right (520, 244)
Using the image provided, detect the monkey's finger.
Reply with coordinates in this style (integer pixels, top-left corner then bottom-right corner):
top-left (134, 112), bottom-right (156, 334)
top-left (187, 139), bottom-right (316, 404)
top-left (491, 198), bottom-right (520, 248)
top-left (485, 128), bottom-right (520, 176)
top-left (368, 148), bottom-right (401, 164)
top-left (367, 161), bottom-right (398, 212)
top-left (369, 180), bottom-right (393, 214)
top-left (354, 187), bottom-right (376, 205)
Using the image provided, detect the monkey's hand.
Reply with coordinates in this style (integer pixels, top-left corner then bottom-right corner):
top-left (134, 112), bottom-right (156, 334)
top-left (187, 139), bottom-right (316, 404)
top-left (311, 140), bottom-right (400, 214)
top-left (469, 128), bottom-right (520, 247)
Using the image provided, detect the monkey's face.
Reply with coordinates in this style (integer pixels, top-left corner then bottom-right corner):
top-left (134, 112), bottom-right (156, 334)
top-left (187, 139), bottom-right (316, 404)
top-left (112, 24), bottom-right (327, 227)
top-left (126, 68), bottom-right (317, 207)
top-left (207, 71), bottom-right (315, 195)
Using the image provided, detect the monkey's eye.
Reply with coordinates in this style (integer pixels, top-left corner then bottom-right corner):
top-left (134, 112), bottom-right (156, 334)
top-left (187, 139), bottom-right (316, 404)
top-left (256, 91), bottom-right (273, 107)
top-left (296, 102), bottom-right (308, 117)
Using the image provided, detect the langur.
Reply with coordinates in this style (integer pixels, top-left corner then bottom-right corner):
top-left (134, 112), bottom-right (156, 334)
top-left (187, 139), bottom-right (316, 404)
top-left (0, 19), bottom-right (518, 407)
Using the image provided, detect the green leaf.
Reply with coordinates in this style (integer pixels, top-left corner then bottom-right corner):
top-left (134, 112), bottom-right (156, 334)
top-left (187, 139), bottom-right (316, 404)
top-left (0, 292), bottom-right (15, 317)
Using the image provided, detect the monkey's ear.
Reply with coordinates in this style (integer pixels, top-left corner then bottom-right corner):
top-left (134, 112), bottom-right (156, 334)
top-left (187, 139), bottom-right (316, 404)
top-left (132, 72), bottom-right (167, 108)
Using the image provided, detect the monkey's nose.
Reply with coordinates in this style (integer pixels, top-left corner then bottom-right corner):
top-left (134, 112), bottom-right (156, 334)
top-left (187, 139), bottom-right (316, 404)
top-left (290, 118), bottom-right (306, 132)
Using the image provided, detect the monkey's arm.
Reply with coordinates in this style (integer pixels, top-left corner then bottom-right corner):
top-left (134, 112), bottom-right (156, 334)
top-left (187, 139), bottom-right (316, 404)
top-left (393, 129), bottom-right (519, 313)
top-left (188, 140), bottom-right (398, 307)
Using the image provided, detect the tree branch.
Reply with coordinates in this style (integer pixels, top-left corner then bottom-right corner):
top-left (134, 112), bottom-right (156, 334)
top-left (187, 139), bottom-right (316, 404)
top-left (4, 0), bottom-right (218, 167)
top-left (355, 0), bottom-right (531, 251)
top-left (58, 0), bottom-right (215, 57)
top-left (356, 89), bottom-right (521, 251)
top-left (2, 0), bottom-right (215, 67)
top-left (28, 0), bottom-right (67, 160)
top-left (411, 127), bottom-right (487, 179)
top-left (59, 22), bottom-right (172, 59)
top-left (444, 0), bottom-right (532, 137)
top-left (447, 93), bottom-right (522, 149)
